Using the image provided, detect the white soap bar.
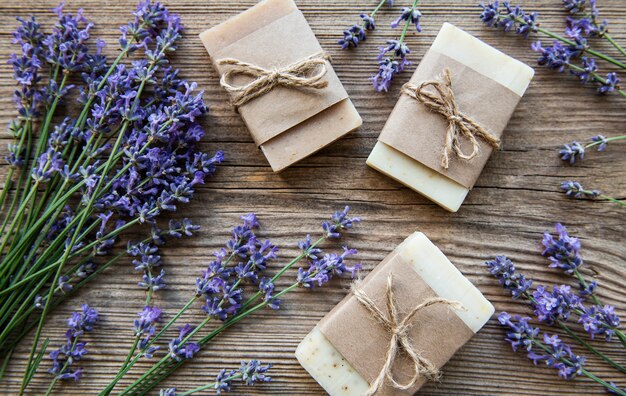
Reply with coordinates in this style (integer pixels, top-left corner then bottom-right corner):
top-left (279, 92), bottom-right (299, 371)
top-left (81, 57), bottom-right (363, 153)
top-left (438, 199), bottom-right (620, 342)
top-left (367, 141), bottom-right (469, 212)
top-left (367, 23), bottom-right (534, 212)
top-left (296, 232), bottom-right (494, 395)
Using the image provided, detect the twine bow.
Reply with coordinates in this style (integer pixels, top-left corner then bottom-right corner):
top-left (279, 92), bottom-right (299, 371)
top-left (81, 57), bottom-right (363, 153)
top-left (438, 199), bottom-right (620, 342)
top-left (351, 274), bottom-right (464, 396)
top-left (401, 68), bottom-right (501, 169)
top-left (217, 52), bottom-right (331, 107)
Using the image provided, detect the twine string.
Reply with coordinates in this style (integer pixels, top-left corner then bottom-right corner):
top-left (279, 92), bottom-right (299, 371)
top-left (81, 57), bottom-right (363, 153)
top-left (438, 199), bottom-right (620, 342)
top-left (401, 68), bottom-right (500, 169)
top-left (351, 274), bottom-right (464, 396)
top-left (217, 52), bottom-right (331, 107)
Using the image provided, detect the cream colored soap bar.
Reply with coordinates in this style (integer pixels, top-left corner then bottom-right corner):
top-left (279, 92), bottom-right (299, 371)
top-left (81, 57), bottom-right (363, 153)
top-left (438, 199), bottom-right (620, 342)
top-left (367, 23), bottom-right (534, 212)
top-left (295, 232), bottom-right (495, 395)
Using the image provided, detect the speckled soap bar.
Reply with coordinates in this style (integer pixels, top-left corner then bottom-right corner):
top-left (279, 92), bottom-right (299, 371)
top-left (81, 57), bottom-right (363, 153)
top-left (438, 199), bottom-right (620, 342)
top-left (295, 232), bottom-right (495, 395)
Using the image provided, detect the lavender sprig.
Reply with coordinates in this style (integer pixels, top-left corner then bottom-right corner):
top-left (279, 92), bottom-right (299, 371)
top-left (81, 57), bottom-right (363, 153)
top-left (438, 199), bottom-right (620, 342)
top-left (45, 304), bottom-right (99, 395)
top-left (560, 181), bottom-right (625, 207)
top-left (338, 0), bottom-right (389, 49)
top-left (158, 360), bottom-right (271, 395)
top-left (371, 0), bottom-right (422, 92)
top-left (118, 220), bottom-right (201, 373)
top-left (559, 134), bottom-right (626, 164)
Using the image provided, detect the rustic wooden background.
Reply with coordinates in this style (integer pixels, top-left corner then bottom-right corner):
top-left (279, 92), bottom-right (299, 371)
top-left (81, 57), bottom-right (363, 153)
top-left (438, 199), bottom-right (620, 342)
top-left (0, 0), bottom-right (625, 394)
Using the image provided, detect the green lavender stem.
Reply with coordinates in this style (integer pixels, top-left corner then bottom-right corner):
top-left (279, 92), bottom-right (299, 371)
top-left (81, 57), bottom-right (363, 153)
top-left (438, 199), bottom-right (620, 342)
top-left (19, 124), bottom-right (129, 395)
top-left (177, 373), bottom-right (243, 396)
top-left (604, 33), bottom-right (626, 58)
top-left (363, 0), bottom-right (388, 25)
top-left (584, 135), bottom-right (626, 149)
top-left (396, 0), bottom-right (421, 48)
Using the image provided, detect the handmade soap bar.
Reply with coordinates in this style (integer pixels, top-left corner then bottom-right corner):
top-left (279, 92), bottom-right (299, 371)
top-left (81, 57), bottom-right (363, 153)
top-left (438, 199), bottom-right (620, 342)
top-left (295, 232), bottom-right (494, 395)
top-left (367, 23), bottom-right (534, 212)
top-left (199, 0), bottom-right (362, 172)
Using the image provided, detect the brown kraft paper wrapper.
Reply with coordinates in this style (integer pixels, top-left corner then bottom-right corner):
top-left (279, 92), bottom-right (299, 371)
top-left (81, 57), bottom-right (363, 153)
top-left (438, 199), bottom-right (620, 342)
top-left (199, 0), bottom-right (360, 172)
top-left (378, 50), bottom-right (521, 189)
top-left (318, 251), bottom-right (474, 395)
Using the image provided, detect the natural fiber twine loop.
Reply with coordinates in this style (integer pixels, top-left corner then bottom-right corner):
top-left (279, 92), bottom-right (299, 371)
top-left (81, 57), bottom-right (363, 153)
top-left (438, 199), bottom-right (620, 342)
top-left (217, 52), bottom-right (331, 107)
top-left (351, 274), bottom-right (464, 396)
top-left (401, 68), bottom-right (501, 169)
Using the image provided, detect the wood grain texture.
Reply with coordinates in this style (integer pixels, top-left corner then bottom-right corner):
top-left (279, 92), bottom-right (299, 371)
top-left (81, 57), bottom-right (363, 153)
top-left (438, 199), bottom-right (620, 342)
top-left (0, 0), bottom-right (625, 395)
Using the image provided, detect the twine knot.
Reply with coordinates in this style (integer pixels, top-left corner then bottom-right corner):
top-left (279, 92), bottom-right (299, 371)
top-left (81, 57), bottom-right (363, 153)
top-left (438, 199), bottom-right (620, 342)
top-left (351, 274), bottom-right (464, 396)
top-left (217, 52), bottom-right (331, 107)
top-left (401, 68), bottom-right (501, 169)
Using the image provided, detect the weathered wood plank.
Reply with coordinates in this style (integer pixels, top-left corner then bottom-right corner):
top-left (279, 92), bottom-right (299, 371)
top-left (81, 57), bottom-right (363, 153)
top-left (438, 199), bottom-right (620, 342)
top-left (0, 0), bottom-right (625, 395)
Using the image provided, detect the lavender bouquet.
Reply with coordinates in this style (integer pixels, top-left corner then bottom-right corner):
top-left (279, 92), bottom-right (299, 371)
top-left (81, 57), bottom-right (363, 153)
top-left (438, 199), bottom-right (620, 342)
top-left (97, 207), bottom-right (361, 395)
top-left (0, 1), bottom-right (222, 392)
top-left (486, 224), bottom-right (625, 395)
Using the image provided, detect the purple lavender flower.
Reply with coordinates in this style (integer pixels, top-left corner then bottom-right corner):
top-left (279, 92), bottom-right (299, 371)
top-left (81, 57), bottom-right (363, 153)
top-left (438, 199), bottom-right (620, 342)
top-left (571, 57), bottom-right (597, 83)
top-left (560, 181), bottom-right (600, 199)
top-left (532, 41), bottom-right (572, 72)
top-left (598, 72), bottom-right (620, 94)
top-left (259, 278), bottom-right (280, 310)
top-left (371, 57), bottom-right (409, 93)
top-left (338, 25), bottom-right (366, 49)
top-left (212, 360), bottom-right (272, 394)
top-left (479, 2), bottom-right (538, 38)
top-left (528, 333), bottom-right (586, 379)
top-left (134, 306), bottom-right (162, 358)
top-left (138, 268), bottom-right (167, 291)
top-left (479, 2), bottom-right (502, 27)
top-left (391, 7), bottom-right (422, 32)
top-left (563, 0), bottom-right (587, 14)
top-left (579, 305), bottom-right (621, 341)
top-left (322, 206), bottom-right (361, 238)
top-left (485, 255), bottom-right (533, 299)
top-left (133, 306), bottom-right (161, 338)
top-left (360, 13), bottom-right (376, 30)
top-left (559, 141), bottom-right (585, 164)
top-left (168, 324), bottom-right (200, 361)
top-left (240, 359), bottom-right (272, 386)
top-left (532, 285), bottom-right (582, 324)
top-left (43, 4), bottom-right (94, 73)
top-left (498, 312), bottom-right (539, 352)
top-left (542, 224), bottom-right (583, 274)
top-left (49, 304), bottom-right (99, 381)
top-left (8, 15), bottom-right (45, 126)
top-left (297, 247), bottom-right (361, 288)
top-left (378, 40), bottom-right (410, 59)
top-left (591, 134), bottom-right (608, 151)
top-left (298, 234), bottom-right (322, 260)
top-left (159, 389), bottom-right (176, 396)
top-left (215, 368), bottom-right (236, 394)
